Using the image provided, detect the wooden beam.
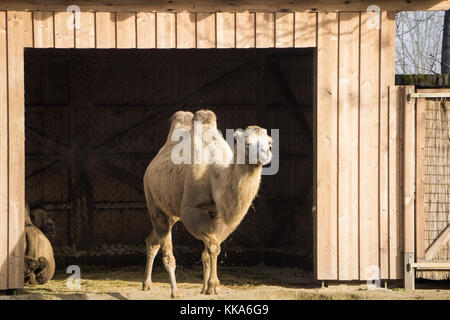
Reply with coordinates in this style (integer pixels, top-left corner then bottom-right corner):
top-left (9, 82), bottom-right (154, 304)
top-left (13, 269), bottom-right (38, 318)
top-left (315, 11), bottom-right (339, 281)
top-left (295, 12), bottom-right (317, 48)
top-left (337, 11), bottom-right (359, 281)
top-left (75, 11), bottom-right (95, 48)
top-left (0, 1), bottom-right (448, 12)
top-left (216, 12), bottom-right (235, 48)
top-left (33, 11), bottom-right (54, 48)
top-left (256, 13), bottom-right (275, 48)
top-left (92, 61), bottom-right (257, 151)
top-left (197, 12), bottom-right (216, 48)
top-left (117, 12), bottom-right (136, 48)
top-left (267, 61), bottom-right (312, 150)
top-left (359, 11), bottom-right (380, 280)
top-left (93, 159), bottom-right (143, 192)
top-left (7, 10), bottom-right (32, 290)
top-left (96, 12), bottom-right (116, 48)
top-left (236, 12), bottom-right (255, 48)
top-left (26, 126), bottom-right (70, 156)
top-left (388, 85), bottom-right (403, 279)
top-left (415, 95), bottom-right (426, 261)
top-left (403, 85), bottom-right (416, 288)
top-left (156, 12), bottom-right (175, 48)
top-left (0, 10), bottom-right (8, 290)
top-left (54, 11), bottom-right (74, 48)
top-left (136, 12), bottom-right (156, 48)
top-left (176, 12), bottom-right (196, 48)
top-left (275, 12), bottom-right (294, 48)
top-left (424, 225), bottom-right (450, 261)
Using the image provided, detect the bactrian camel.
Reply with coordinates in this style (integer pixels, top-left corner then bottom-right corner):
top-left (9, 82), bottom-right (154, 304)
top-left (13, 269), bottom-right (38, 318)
top-left (24, 202), bottom-right (55, 285)
top-left (142, 109), bottom-right (272, 297)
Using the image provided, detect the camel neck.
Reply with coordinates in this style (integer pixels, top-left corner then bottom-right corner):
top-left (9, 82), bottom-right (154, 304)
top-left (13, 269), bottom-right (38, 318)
top-left (218, 162), bottom-right (262, 227)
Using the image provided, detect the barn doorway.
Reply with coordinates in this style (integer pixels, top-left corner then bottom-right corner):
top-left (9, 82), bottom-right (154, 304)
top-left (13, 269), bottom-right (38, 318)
top-left (24, 48), bottom-right (314, 270)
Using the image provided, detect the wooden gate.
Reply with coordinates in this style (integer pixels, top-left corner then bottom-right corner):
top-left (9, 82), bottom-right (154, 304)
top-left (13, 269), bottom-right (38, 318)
top-left (398, 87), bottom-right (450, 290)
top-left (412, 88), bottom-right (450, 284)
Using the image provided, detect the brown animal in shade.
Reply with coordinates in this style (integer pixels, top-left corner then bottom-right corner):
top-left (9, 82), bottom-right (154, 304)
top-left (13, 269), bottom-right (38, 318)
top-left (24, 203), bottom-right (55, 285)
top-left (142, 109), bottom-right (272, 297)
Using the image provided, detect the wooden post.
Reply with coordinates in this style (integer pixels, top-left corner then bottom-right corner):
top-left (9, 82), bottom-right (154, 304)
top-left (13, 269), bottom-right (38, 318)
top-left (415, 92), bottom-right (426, 262)
top-left (403, 86), bottom-right (416, 290)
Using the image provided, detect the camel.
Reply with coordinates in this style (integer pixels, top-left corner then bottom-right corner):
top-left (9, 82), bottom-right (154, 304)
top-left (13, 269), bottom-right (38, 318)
top-left (24, 203), bottom-right (55, 285)
top-left (28, 204), bottom-right (56, 240)
top-left (142, 109), bottom-right (272, 297)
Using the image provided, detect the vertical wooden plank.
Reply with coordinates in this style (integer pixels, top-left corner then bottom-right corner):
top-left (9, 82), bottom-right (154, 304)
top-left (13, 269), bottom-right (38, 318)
top-left (275, 12), bottom-right (293, 47)
top-left (338, 12), bottom-right (360, 281)
top-left (216, 12), bottom-right (235, 48)
top-left (0, 11), bottom-right (8, 290)
top-left (415, 95), bottom-right (426, 261)
top-left (380, 11), bottom-right (396, 279)
top-left (7, 10), bottom-right (32, 289)
top-left (295, 12), bottom-right (317, 47)
top-left (315, 12), bottom-right (338, 280)
top-left (156, 12), bottom-right (175, 48)
top-left (177, 12), bottom-right (195, 48)
top-left (388, 85), bottom-right (403, 279)
top-left (359, 12), bottom-right (380, 280)
top-left (403, 86), bottom-right (416, 286)
top-left (96, 12), bottom-right (116, 48)
top-left (75, 11), bottom-right (95, 48)
top-left (33, 11), bottom-right (54, 48)
top-left (136, 12), bottom-right (155, 48)
top-left (116, 12), bottom-right (136, 48)
top-left (255, 13), bottom-right (274, 48)
top-left (196, 13), bottom-right (215, 48)
top-left (236, 12), bottom-right (255, 48)
top-left (54, 11), bottom-right (74, 48)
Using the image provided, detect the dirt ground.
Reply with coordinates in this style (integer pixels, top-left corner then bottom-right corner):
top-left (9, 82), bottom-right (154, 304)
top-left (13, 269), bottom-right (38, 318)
top-left (1, 264), bottom-right (449, 300)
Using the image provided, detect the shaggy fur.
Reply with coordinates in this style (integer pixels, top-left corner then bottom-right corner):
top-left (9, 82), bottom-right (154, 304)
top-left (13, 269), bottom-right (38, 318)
top-left (24, 203), bottom-right (55, 285)
top-left (142, 109), bottom-right (272, 297)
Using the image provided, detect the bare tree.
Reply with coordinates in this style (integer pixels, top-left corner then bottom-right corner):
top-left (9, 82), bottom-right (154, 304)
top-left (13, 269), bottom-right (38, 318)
top-left (396, 11), bottom-right (445, 74)
top-left (442, 10), bottom-right (450, 73)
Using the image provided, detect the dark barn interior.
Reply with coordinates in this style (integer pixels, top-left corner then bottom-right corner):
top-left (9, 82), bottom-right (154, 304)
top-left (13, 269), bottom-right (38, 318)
top-left (24, 48), bottom-right (314, 270)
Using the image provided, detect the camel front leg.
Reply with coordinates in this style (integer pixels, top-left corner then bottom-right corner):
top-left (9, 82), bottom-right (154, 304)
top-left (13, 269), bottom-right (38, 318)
top-left (200, 248), bottom-right (211, 294)
top-left (142, 230), bottom-right (160, 291)
top-left (160, 233), bottom-right (179, 298)
top-left (205, 237), bottom-right (221, 295)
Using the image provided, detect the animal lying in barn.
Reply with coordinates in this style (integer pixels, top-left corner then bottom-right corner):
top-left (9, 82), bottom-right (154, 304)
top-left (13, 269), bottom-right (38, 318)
top-left (28, 204), bottom-right (56, 241)
top-left (24, 203), bottom-right (55, 285)
top-left (142, 109), bottom-right (272, 297)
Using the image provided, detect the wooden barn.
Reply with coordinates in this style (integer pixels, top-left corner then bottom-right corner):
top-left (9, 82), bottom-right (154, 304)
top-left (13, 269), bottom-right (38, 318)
top-left (1, 0), bottom-right (450, 292)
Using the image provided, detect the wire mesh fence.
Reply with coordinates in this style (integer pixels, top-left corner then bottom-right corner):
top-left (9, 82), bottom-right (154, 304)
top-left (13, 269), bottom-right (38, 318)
top-left (424, 98), bottom-right (450, 262)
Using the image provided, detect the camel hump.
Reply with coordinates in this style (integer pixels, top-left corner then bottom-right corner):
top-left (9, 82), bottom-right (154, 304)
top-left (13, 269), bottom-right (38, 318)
top-left (245, 125), bottom-right (267, 135)
top-left (194, 109), bottom-right (217, 129)
top-left (168, 111), bottom-right (194, 139)
top-left (170, 111), bottom-right (194, 129)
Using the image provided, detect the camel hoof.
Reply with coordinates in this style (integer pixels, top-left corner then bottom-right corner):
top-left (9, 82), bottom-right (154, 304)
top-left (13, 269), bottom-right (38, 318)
top-left (206, 287), bottom-right (217, 295)
top-left (171, 291), bottom-right (180, 299)
top-left (200, 288), bottom-right (207, 295)
top-left (142, 282), bottom-right (152, 291)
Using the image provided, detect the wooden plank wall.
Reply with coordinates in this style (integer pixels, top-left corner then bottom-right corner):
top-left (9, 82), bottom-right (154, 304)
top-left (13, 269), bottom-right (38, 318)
top-left (315, 11), bottom-right (402, 281)
top-left (0, 9), bottom-right (402, 288)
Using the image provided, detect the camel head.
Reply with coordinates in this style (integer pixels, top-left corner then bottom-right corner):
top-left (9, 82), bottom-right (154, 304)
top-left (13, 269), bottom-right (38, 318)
top-left (29, 205), bottom-right (56, 240)
top-left (234, 126), bottom-right (273, 166)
